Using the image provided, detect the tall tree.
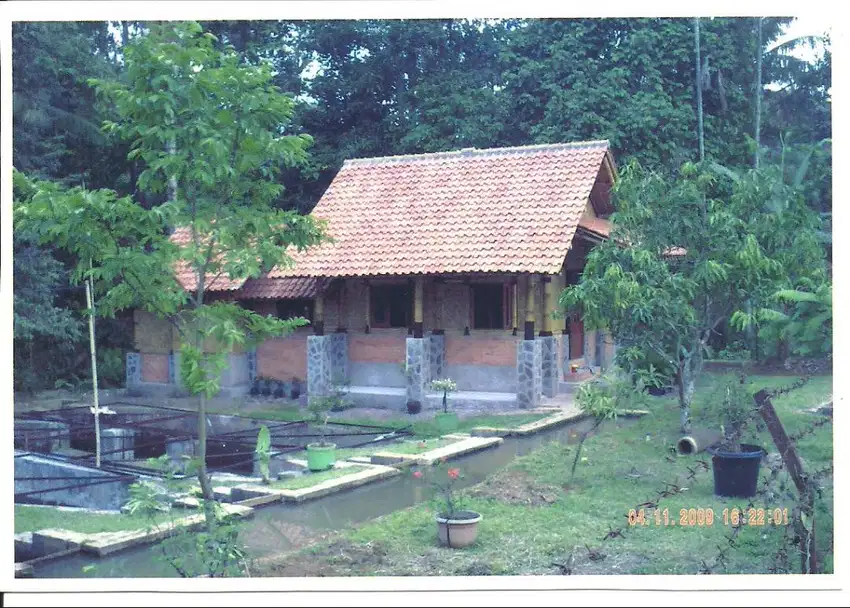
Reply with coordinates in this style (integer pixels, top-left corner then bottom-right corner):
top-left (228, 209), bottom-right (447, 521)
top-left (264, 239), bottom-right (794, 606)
top-left (560, 160), bottom-right (823, 432)
top-left (695, 17), bottom-right (705, 161)
top-left (19, 22), bottom-right (327, 528)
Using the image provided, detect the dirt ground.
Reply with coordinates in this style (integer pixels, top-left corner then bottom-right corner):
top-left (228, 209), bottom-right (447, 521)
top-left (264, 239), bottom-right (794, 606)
top-left (466, 469), bottom-right (561, 506)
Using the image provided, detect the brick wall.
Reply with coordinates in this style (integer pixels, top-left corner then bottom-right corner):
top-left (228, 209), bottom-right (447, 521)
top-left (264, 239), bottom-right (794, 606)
top-left (141, 353), bottom-right (169, 383)
top-left (256, 334), bottom-right (308, 381)
top-left (348, 332), bottom-right (406, 363)
top-left (445, 335), bottom-right (517, 367)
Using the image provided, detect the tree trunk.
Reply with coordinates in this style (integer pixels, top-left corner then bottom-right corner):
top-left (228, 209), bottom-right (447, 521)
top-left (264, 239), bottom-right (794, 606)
top-left (754, 17), bottom-right (763, 169)
top-left (694, 17), bottom-right (705, 162)
top-left (196, 388), bottom-right (216, 529)
top-left (677, 358), bottom-right (695, 434)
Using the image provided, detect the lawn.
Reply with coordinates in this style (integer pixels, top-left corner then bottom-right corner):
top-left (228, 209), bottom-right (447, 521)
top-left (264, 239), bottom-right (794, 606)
top-left (14, 504), bottom-right (186, 535)
top-left (235, 408), bottom-right (550, 439)
top-left (268, 465), bottom-right (371, 491)
top-left (257, 373), bottom-right (833, 576)
top-left (377, 437), bottom-right (459, 455)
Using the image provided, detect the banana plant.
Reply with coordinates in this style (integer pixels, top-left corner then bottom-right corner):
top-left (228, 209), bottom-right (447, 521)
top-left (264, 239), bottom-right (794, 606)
top-left (255, 425), bottom-right (272, 485)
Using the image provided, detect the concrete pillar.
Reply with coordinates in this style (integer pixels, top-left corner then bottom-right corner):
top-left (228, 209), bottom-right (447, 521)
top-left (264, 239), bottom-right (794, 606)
top-left (166, 438), bottom-right (195, 461)
top-left (540, 336), bottom-right (558, 397)
top-left (517, 339), bottom-right (541, 409)
top-left (406, 338), bottom-right (430, 405)
top-left (330, 332), bottom-right (349, 385)
top-left (561, 333), bottom-right (571, 380)
top-left (307, 335), bottom-right (333, 397)
top-left (126, 352), bottom-right (141, 388)
top-left (429, 332), bottom-right (444, 382)
top-left (101, 428), bottom-right (135, 461)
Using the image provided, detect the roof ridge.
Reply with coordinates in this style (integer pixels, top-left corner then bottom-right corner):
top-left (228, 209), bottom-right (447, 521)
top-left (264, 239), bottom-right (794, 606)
top-left (342, 140), bottom-right (610, 167)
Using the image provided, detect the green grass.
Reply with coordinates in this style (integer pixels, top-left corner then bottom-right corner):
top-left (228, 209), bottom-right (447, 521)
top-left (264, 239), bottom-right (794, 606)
top-left (14, 505), bottom-right (188, 535)
top-left (268, 465), bottom-right (371, 490)
top-left (259, 373), bottom-right (833, 577)
top-left (227, 406), bottom-right (550, 440)
top-left (377, 437), bottom-right (459, 455)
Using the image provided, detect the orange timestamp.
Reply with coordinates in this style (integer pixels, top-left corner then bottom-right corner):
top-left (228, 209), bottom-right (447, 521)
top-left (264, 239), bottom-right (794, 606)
top-left (628, 507), bottom-right (790, 527)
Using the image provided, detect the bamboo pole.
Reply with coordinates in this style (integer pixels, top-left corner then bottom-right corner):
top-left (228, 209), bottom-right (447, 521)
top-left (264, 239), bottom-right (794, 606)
top-left (85, 259), bottom-right (102, 468)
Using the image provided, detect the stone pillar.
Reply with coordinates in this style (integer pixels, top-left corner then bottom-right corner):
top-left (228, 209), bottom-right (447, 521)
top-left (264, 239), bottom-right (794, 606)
top-left (406, 338), bottom-right (430, 405)
top-left (540, 336), bottom-right (557, 397)
top-left (307, 335), bottom-right (333, 398)
top-left (330, 332), bottom-right (349, 385)
top-left (429, 332), bottom-right (445, 382)
top-left (561, 333), bottom-right (571, 379)
top-left (101, 428), bottom-right (135, 461)
top-left (533, 339), bottom-right (543, 400)
top-left (517, 339), bottom-right (541, 409)
top-left (126, 352), bottom-right (141, 388)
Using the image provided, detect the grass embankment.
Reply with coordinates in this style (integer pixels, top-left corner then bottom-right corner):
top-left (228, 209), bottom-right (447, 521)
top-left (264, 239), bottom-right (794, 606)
top-left (267, 465), bottom-right (372, 491)
top-left (258, 374), bottom-right (833, 576)
top-left (239, 408), bottom-right (549, 439)
top-left (14, 505), bottom-right (181, 535)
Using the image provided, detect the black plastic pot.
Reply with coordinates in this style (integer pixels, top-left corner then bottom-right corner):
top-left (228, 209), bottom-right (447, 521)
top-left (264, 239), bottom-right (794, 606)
top-left (647, 385), bottom-right (670, 397)
top-left (706, 443), bottom-right (765, 498)
top-left (406, 400), bottom-right (422, 415)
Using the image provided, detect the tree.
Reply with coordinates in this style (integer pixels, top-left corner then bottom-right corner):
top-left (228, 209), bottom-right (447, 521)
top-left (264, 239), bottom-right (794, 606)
top-left (17, 22), bottom-right (326, 530)
top-left (560, 160), bottom-right (822, 432)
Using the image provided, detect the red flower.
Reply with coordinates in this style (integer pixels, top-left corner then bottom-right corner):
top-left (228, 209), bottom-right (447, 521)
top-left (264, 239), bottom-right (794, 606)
top-left (412, 470), bottom-right (423, 478)
top-left (447, 468), bottom-right (460, 479)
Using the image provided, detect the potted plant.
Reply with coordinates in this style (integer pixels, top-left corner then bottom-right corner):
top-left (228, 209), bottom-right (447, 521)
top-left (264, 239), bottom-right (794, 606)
top-left (413, 462), bottom-right (481, 549)
top-left (305, 395), bottom-right (336, 471)
top-left (273, 380), bottom-right (286, 399)
top-left (431, 378), bottom-right (458, 434)
top-left (259, 377), bottom-right (272, 397)
top-left (406, 400), bottom-right (422, 415)
top-left (704, 376), bottom-right (765, 498)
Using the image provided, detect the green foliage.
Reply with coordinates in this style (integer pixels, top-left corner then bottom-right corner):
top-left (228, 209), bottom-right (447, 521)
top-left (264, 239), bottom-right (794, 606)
top-left (561, 159), bottom-right (824, 430)
top-left (699, 376), bottom-right (759, 451)
top-left (711, 340), bottom-right (752, 361)
top-left (431, 378), bottom-right (458, 413)
top-left (124, 455), bottom-right (249, 578)
top-left (307, 393), bottom-right (339, 446)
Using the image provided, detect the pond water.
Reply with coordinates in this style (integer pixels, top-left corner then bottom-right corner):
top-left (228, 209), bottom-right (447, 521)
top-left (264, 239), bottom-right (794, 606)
top-left (29, 415), bottom-right (637, 578)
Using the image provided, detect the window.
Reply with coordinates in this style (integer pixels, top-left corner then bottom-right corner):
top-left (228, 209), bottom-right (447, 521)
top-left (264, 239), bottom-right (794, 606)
top-left (276, 298), bottom-right (313, 322)
top-left (371, 284), bottom-right (410, 328)
top-left (471, 283), bottom-right (511, 330)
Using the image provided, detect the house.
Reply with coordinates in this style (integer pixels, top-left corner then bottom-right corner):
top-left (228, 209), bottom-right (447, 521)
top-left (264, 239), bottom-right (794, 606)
top-left (127, 140), bottom-right (619, 410)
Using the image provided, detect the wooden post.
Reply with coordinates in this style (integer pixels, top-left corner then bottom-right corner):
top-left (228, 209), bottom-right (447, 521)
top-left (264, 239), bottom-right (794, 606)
top-left (755, 389), bottom-right (817, 573)
top-left (413, 276), bottom-right (424, 338)
top-left (512, 280), bottom-right (518, 336)
top-left (314, 289), bottom-right (324, 336)
top-left (364, 279), bottom-right (370, 333)
top-left (525, 275), bottom-right (536, 340)
top-left (336, 280), bottom-right (346, 332)
top-left (540, 275), bottom-right (553, 336)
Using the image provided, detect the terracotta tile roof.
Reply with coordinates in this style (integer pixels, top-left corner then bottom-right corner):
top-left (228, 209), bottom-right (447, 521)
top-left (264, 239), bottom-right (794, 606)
top-left (269, 140), bottom-right (615, 278)
top-left (234, 277), bottom-right (330, 300)
top-left (174, 259), bottom-right (247, 293)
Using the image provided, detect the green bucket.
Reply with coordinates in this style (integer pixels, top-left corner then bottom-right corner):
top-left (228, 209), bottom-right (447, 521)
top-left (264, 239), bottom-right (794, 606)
top-left (434, 412), bottom-right (459, 434)
top-left (306, 443), bottom-right (336, 471)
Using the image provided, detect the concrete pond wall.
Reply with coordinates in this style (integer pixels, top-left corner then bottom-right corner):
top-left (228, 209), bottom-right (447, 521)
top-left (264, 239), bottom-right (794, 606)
top-left (15, 451), bottom-right (133, 511)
